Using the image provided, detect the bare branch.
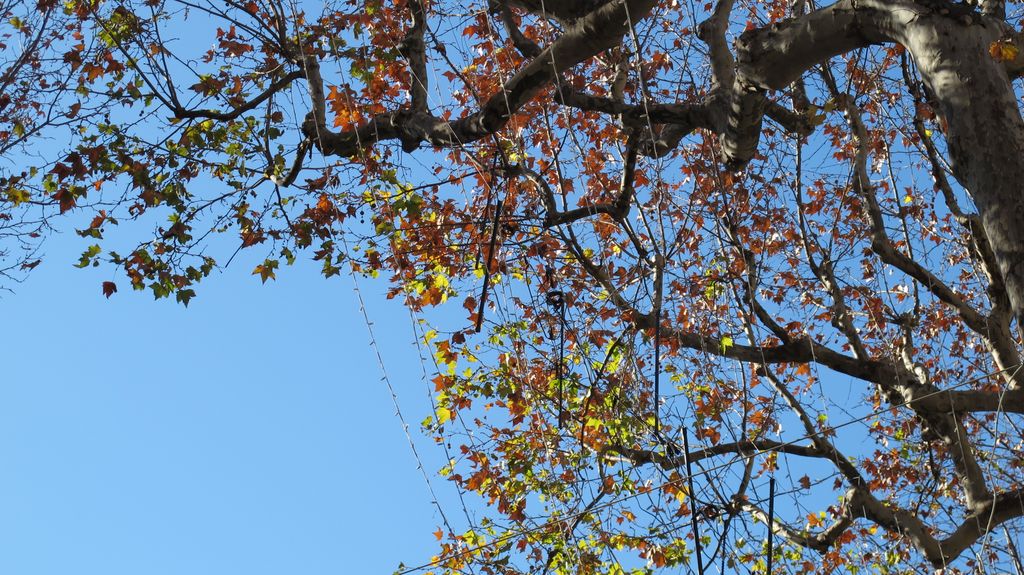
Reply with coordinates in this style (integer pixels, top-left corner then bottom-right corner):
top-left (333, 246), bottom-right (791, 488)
top-left (399, 0), bottom-right (429, 113)
top-left (172, 70), bottom-right (305, 121)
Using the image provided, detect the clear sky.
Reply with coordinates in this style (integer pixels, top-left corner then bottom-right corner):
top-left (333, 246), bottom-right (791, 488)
top-left (0, 224), bottom-right (462, 574)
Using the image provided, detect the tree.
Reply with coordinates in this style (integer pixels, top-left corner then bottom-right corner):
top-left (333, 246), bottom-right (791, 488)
top-left (6, 0), bottom-right (1024, 572)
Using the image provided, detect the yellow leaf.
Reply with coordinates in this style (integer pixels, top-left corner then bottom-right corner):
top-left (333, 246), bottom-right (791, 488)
top-left (990, 40), bottom-right (1019, 63)
top-left (1002, 43), bottom-right (1019, 61)
top-left (436, 406), bottom-right (451, 424)
top-left (7, 189), bottom-right (29, 205)
top-left (720, 336), bottom-right (733, 350)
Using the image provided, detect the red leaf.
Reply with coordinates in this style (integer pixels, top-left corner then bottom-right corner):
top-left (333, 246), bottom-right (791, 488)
top-left (102, 281), bottom-right (117, 298)
top-left (54, 188), bottom-right (76, 213)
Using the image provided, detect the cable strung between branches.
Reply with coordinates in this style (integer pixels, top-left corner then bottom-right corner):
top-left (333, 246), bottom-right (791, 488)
top-left (767, 476), bottom-right (776, 574)
top-left (546, 286), bottom-right (567, 428)
top-left (654, 308), bottom-right (661, 436)
top-left (683, 429), bottom-right (706, 575)
top-left (475, 199), bottom-right (504, 333)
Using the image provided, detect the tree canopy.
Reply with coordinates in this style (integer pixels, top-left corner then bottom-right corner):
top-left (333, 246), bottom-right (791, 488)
top-left (4, 0), bottom-right (1024, 573)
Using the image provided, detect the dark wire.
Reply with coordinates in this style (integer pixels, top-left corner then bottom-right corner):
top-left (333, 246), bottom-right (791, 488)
top-left (545, 287), bottom-right (567, 428)
top-left (683, 429), bottom-right (706, 575)
top-left (558, 300), bottom-right (565, 428)
top-left (654, 309), bottom-right (661, 436)
top-left (767, 476), bottom-right (776, 575)
top-left (475, 199), bottom-right (504, 333)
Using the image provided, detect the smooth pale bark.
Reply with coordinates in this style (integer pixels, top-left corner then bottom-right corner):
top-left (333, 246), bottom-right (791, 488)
top-left (900, 17), bottom-right (1024, 328)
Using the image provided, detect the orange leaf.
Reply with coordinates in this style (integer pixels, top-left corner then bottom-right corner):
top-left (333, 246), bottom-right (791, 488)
top-left (990, 40), bottom-right (1019, 63)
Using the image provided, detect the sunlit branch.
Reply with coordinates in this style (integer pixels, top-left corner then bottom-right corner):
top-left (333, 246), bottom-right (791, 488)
top-left (303, 0), bottom-right (660, 156)
top-left (603, 439), bottom-right (826, 470)
top-left (399, 0), bottom-right (429, 113)
top-left (697, 0), bottom-right (735, 94)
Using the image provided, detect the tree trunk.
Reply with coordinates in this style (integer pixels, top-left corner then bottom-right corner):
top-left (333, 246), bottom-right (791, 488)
top-left (901, 16), bottom-right (1024, 326)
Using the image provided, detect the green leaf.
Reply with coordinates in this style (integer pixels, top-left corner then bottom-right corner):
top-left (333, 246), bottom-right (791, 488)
top-left (176, 289), bottom-right (196, 307)
top-left (74, 245), bottom-right (102, 268)
top-left (719, 336), bottom-right (734, 353)
top-left (253, 259), bottom-right (278, 283)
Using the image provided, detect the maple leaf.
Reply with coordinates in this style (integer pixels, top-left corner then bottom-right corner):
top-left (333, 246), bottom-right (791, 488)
top-left (102, 281), bottom-right (117, 298)
top-left (252, 259), bottom-right (278, 283)
top-left (990, 40), bottom-right (1019, 63)
top-left (54, 188), bottom-right (77, 214)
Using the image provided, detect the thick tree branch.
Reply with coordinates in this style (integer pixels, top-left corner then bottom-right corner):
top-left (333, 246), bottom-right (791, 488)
top-left (305, 0), bottom-right (659, 155)
top-left (939, 488), bottom-right (1024, 561)
top-left (698, 0), bottom-right (735, 93)
top-left (493, 1), bottom-right (543, 59)
top-left (922, 386), bottom-right (1024, 415)
top-left (603, 439), bottom-right (825, 470)
top-left (399, 0), bottom-right (429, 113)
top-left (722, 0), bottom-right (902, 166)
top-left (742, 483), bottom-right (1024, 566)
top-left (489, 0), bottom-right (605, 23)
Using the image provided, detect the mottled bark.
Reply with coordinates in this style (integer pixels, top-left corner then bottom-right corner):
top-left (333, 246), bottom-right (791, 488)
top-left (898, 15), bottom-right (1024, 329)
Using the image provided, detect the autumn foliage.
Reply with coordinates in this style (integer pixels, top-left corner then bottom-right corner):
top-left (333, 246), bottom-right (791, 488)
top-left (3, 0), bottom-right (1024, 573)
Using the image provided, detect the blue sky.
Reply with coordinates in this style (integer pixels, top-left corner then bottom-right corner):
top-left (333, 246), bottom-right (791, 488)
top-left (0, 226), bottom-right (461, 574)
